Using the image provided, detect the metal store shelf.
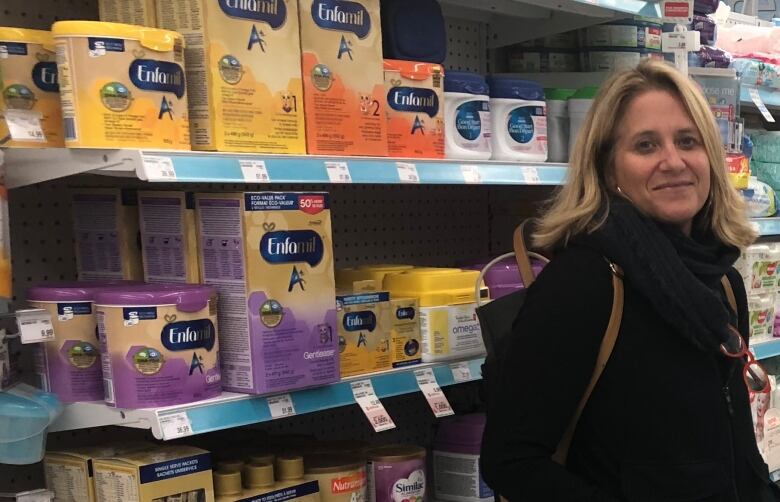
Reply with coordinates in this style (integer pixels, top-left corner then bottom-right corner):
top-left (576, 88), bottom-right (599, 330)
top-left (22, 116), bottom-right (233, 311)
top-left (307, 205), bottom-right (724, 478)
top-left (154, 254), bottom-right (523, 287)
top-left (2, 148), bottom-right (568, 188)
top-left (49, 357), bottom-right (484, 440)
top-left (753, 338), bottom-right (780, 361)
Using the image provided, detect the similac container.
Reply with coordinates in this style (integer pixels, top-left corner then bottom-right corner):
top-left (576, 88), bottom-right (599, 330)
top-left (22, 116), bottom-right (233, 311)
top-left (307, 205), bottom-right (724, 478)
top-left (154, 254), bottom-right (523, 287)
top-left (545, 88), bottom-right (575, 163)
top-left (366, 445), bottom-right (426, 502)
top-left (487, 77), bottom-right (547, 162)
top-left (384, 59), bottom-right (445, 159)
top-left (0, 28), bottom-right (63, 147)
top-left (51, 21), bottom-right (190, 149)
top-left (94, 284), bottom-right (221, 408)
top-left (304, 454), bottom-right (367, 502)
top-left (27, 282), bottom-right (139, 403)
top-left (444, 71), bottom-right (491, 160)
top-left (433, 414), bottom-right (493, 502)
top-left (384, 268), bottom-right (486, 363)
top-left (568, 86), bottom-right (598, 155)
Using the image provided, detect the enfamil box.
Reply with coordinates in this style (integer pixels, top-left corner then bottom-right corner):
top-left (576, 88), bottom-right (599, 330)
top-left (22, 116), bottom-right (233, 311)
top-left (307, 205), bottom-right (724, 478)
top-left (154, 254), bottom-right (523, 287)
top-left (156, 0), bottom-right (306, 153)
top-left (195, 192), bottom-right (338, 394)
top-left (98, 0), bottom-right (157, 26)
top-left (299, 0), bottom-right (388, 156)
top-left (336, 290), bottom-right (392, 377)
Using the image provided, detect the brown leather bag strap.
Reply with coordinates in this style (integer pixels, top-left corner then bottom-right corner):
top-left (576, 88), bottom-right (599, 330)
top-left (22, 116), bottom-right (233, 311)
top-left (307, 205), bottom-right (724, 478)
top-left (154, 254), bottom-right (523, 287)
top-left (552, 262), bottom-right (624, 465)
top-left (513, 221), bottom-right (537, 288)
top-left (721, 275), bottom-right (738, 318)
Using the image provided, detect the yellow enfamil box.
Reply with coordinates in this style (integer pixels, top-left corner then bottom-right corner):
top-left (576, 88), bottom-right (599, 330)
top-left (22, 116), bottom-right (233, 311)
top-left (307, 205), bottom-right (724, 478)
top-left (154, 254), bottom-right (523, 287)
top-left (299, 0), bottom-right (388, 156)
top-left (71, 188), bottom-right (144, 281)
top-left (93, 446), bottom-right (215, 502)
top-left (195, 192), bottom-right (339, 394)
top-left (336, 290), bottom-right (392, 377)
top-left (98, 0), bottom-right (157, 26)
top-left (0, 28), bottom-right (64, 147)
top-left (52, 21), bottom-right (190, 149)
top-left (156, 0), bottom-right (306, 153)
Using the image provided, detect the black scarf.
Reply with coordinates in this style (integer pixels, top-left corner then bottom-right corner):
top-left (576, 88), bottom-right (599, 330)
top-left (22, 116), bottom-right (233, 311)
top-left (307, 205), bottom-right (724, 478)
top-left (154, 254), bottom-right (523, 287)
top-left (578, 197), bottom-right (740, 353)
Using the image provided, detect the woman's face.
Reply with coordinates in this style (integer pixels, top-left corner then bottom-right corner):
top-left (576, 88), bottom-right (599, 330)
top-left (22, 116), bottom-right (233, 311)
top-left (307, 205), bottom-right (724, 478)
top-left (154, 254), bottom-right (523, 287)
top-left (612, 89), bottom-right (711, 235)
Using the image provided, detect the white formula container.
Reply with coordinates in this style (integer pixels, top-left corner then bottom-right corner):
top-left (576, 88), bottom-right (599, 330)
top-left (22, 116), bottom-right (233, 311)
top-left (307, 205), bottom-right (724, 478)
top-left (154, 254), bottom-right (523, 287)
top-left (444, 71), bottom-right (492, 160)
top-left (488, 76), bottom-right (547, 162)
top-left (546, 88), bottom-right (575, 163)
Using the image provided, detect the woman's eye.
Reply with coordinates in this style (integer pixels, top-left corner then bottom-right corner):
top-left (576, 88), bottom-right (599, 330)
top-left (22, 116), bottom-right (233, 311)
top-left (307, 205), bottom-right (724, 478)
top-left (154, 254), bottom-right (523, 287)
top-left (678, 136), bottom-right (700, 149)
top-left (635, 140), bottom-right (655, 153)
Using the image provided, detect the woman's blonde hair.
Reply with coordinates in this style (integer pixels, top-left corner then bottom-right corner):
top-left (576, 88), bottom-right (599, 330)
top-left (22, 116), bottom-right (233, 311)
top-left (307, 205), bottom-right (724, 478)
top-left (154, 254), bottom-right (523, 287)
top-left (534, 59), bottom-right (756, 250)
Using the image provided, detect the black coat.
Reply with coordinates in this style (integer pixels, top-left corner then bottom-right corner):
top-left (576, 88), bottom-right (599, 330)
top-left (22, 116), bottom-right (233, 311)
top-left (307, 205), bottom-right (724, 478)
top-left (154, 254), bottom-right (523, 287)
top-left (481, 244), bottom-right (779, 501)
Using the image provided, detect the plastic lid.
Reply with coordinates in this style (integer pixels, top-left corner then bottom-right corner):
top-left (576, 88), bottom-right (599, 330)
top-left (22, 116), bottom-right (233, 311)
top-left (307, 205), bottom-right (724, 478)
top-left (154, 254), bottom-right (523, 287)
top-left (384, 59), bottom-right (444, 81)
top-left (571, 86), bottom-right (599, 100)
top-left (218, 459), bottom-right (245, 472)
top-left (27, 281), bottom-right (142, 303)
top-left (444, 71), bottom-right (489, 95)
top-left (213, 470), bottom-right (243, 496)
top-left (336, 265), bottom-right (414, 290)
top-left (0, 28), bottom-right (54, 50)
top-left (276, 455), bottom-right (305, 480)
top-left (247, 452), bottom-right (276, 465)
top-left (51, 21), bottom-right (182, 52)
top-left (94, 284), bottom-right (215, 313)
top-left (545, 88), bottom-right (576, 101)
top-left (383, 268), bottom-right (486, 307)
top-left (366, 444), bottom-right (426, 462)
top-left (304, 454), bottom-right (364, 474)
top-left (0, 384), bottom-right (62, 443)
top-left (487, 76), bottom-right (544, 100)
top-left (243, 462), bottom-right (274, 489)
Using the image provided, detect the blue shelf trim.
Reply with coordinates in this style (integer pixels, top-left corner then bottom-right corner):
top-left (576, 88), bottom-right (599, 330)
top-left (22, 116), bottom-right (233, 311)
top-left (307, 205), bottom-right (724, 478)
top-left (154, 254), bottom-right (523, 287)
top-left (181, 358), bottom-right (484, 437)
top-left (753, 218), bottom-right (780, 237)
top-left (576, 0), bottom-right (661, 17)
top-left (153, 152), bottom-right (568, 185)
top-left (741, 87), bottom-right (780, 112)
top-left (754, 339), bottom-right (780, 361)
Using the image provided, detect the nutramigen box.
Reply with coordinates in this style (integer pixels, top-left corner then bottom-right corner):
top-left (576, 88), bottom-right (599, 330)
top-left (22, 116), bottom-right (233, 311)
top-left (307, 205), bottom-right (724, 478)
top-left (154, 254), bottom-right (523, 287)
top-left (156, 0), bottom-right (306, 153)
top-left (195, 192), bottom-right (338, 394)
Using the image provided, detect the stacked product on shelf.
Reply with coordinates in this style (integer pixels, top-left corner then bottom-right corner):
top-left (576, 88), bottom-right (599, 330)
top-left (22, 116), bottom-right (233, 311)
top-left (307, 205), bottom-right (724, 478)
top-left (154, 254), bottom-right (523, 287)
top-left (0, 28), bottom-right (64, 148)
top-left (487, 77), bottom-right (548, 162)
top-left (443, 71), bottom-right (492, 160)
top-left (737, 245), bottom-right (780, 342)
top-left (214, 455), bottom-right (320, 502)
top-left (432, 413), bottom-right (493, 502)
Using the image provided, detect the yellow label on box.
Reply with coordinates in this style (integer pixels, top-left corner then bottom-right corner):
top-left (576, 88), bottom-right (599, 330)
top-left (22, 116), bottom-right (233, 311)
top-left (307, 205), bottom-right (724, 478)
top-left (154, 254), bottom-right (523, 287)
top-left (156, 0), bottom-right (306, 153)
top-left (337, 291), bottom-right (392, 377)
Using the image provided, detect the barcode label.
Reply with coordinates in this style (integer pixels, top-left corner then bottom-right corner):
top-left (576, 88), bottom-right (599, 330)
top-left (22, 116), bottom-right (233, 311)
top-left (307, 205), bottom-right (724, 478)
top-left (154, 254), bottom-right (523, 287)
top-left (103, 378), bottom-right (114, 404)
top-left (63, 117), bottom-right (77, 141)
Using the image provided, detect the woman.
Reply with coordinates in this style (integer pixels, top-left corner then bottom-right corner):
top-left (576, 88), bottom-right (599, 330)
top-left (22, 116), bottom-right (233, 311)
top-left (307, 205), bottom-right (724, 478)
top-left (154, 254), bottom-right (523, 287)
top-left (481, 60), bottom-right (780, 501)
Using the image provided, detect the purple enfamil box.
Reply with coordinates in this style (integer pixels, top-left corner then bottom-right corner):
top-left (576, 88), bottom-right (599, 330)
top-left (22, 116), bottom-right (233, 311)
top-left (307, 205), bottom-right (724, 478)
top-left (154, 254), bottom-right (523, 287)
top-left (462, 258), bottom-right (546, 300)
top-left (194, 192), bottom-right (339, 395)
top-left (94, 284), bottom-right (222, 408)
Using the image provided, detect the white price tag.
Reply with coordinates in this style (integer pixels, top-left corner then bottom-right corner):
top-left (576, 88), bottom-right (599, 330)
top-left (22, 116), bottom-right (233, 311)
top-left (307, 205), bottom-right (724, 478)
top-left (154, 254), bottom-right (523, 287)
top-left (142, 155), bottom-right (177, 181)
top-left (460, 165), bottom-right (482, 184)
top-left (16, 309), bottom-right (54, 344)
top-left (325, 161), bottom-right (352, 183)
top-left (415, 368), bottom-right (455, 418)
top-left (450, 361), bottom-right (473, 383)
top-left (267, 393), bottom-right (297, 419)
top-left (749, 88), bottom-right (776, 123)
top-left (14, 489), bottom-right (55, 502)
top-left (4, 109), bottom-right (45, 142)
top-left (240, 160), bottom-right (270, 183)
top-left (396, 162), bottom-right (420, 184)
top-left (351, 379), bottom-right (396, 432)
top-left (159, 412), bottom-right (193, 440)
top-left (522, 166), bottom-right (541, 184)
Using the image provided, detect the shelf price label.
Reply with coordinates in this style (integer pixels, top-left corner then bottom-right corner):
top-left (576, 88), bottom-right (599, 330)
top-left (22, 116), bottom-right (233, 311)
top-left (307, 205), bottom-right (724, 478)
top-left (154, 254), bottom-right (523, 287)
top-left (240, 160), bottom-right (271, 183)
top-left (450, 361), bottom-right (473, 383)
top-left (351, 379), bottom-right (396, 432)
top-left (396, 162), bottom-right (420, 184)
top-left (522, 166), bottom-right (541, 184)
top-left (748, 88), bottom-right (776, 123)
top-left (460, 165), bottom-right (482, 184)
top-left (3, 109), bottom-right (46, 143)
top-left (415, 368), bottom-right (455, 418)
top-left (16, 309), bottom-right (55, 344)
top-left (159, 412), bottom-right (193, 440)
top-left (267, 393), bottom-right (297, 419)
top-left (141, 155), bottom-right (177, 181)
top-left (325, 161), bottom-right (352, 183)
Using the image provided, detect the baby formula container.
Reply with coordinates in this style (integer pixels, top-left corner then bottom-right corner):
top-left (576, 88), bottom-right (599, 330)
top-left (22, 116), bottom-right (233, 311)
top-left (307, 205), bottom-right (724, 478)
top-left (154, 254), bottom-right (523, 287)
top-left (244, 462), bottom-right (275, 491)
top-left (581, 48), bottom-right (663, 72)
top-left (51, 21), bottom-right (190, 149)
top-left (94, 284), bottom-right (221, 408)
top-left (568, 86), bottom-right (598, 155)
top-left (462, 259), bottom-right (545, 300)
top-left (27, 281), bottom-right (141, 403)
top-left (384, 268), bottom-right (486, 362)
top-left (366, 445), bottom-right (426, 502)
top-left (0, 28), bottom-right (63, 147)
top-left (581, 18), bottom-right (662, 51)
top-left (214, 470), bottom-right (243, 502)
top-left (444, 71), bottom-right (492, 160)
top-left (433, 414), bottom-right (493, 502)
top-left (546, 88), bottom-right (575, 163)
top-left (304, 454), bottom-right (367, 502)
top-left (336, 264), bottom-right (414, 291)
top-left (487, 76), bottom-right (547, 162)
top-left (507, 49), bottom-right (579, 73)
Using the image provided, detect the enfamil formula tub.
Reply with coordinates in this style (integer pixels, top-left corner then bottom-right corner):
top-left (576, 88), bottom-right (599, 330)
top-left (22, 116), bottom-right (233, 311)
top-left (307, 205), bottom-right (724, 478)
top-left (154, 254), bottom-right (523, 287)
top-left (0, 28), bottom-right (63, 147)
top-left (52, 21), bottom-right (190, 149)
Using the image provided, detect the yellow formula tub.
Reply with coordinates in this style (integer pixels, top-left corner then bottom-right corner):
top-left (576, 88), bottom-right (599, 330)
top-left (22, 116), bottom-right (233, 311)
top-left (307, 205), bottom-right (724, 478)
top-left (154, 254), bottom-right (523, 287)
top-left (384, 268), bottom-right (488, 362)
top-left (0, 28), bottom-right (63, 147)
top-left (52, 21), bottom-right (190, 149)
